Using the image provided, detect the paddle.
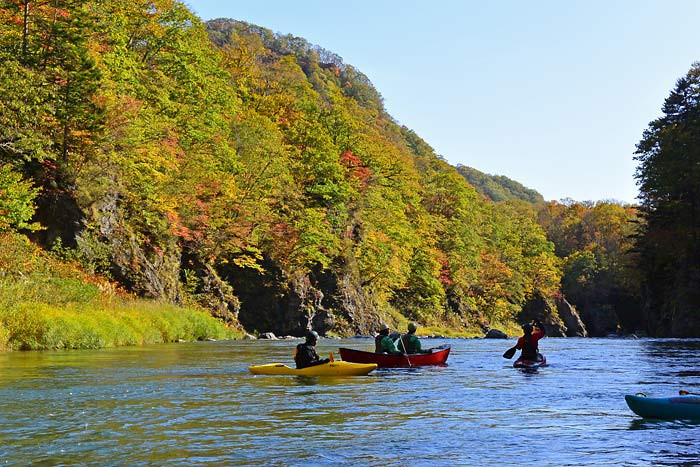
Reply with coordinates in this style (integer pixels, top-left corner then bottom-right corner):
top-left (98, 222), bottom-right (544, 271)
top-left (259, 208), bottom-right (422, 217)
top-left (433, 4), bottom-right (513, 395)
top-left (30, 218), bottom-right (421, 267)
top-left (503, 346), bottom-right (517, 359)
top-left (679, 389), bottom-right (700, 396)
top-left (398, 335), bottom-right (412, 367)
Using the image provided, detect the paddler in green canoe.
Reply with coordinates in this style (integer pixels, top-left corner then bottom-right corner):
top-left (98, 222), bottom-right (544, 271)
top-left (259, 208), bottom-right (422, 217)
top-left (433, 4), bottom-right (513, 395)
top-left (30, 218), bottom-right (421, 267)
top-left (294, 330), bottom-right (330, 369)
top-left (397, 322), bottom-right (430, 354)
top-left (374, 323), bottom-right (403, 354)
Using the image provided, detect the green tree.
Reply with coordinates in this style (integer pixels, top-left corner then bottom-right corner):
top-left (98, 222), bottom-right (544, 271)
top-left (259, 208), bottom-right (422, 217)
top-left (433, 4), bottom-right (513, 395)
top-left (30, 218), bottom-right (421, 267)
top-left (0, 60), bottom-right (55, 164)
top-left (0, 164), bottom-right (40, 231)
top-left (634, 62), bottom-right (700, 336)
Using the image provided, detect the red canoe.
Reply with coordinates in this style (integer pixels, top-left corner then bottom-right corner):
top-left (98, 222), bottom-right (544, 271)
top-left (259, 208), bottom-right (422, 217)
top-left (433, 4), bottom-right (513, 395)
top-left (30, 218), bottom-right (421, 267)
top-left (338, 345), bottom-right (450, 368)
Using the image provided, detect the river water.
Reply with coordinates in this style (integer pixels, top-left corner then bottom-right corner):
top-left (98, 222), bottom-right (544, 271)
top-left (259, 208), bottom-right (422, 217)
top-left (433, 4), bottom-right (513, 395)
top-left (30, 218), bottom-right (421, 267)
top-left (1, 337), bottom-right (700, 466)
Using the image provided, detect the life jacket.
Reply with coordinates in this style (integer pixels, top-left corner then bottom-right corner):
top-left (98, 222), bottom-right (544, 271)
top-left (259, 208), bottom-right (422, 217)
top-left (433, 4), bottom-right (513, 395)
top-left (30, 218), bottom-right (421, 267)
top-left (520, 334), bottom-right (539, 361)
top-left (399, 334), bottom-right (416, 354)
top-left (294, 343), bottom-right (318, 369)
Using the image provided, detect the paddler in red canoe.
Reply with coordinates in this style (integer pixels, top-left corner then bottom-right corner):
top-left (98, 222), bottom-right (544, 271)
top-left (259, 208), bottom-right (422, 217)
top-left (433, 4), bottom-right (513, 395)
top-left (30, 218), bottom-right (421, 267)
top-left (374, 323), bottom-right (403, 354)
top-left (397, 322), bottom-right (430, 354)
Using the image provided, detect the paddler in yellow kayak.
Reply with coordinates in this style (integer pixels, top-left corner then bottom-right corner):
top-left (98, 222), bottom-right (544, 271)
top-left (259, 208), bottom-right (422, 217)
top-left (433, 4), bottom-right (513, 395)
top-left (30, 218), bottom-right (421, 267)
top-left (294, 331), bottom-right (330, 369)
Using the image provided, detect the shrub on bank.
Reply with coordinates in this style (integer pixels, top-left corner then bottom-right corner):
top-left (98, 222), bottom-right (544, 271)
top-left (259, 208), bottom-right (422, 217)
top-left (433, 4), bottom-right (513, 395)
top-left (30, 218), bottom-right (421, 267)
top-left (0, 300), bottom-right (238, 351)
top-left (0, 232), bottom-right (239, 351)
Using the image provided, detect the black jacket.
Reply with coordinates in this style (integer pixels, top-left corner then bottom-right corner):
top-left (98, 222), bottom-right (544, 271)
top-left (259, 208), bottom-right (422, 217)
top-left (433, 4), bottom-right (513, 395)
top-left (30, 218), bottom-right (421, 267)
top-left (294, 343), bottom-right (329, 369)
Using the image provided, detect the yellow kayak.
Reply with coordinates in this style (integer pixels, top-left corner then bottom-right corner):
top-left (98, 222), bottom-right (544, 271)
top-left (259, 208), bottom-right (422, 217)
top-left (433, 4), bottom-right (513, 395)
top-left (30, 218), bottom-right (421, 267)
top-left (249, 361), bottom-right (377, 376)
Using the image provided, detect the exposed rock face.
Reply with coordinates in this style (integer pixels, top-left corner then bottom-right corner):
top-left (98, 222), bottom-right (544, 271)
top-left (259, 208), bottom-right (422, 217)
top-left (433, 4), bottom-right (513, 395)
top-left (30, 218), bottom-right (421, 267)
top-left (519, 294), bottom-right (589, 337)
top-left (79, 190), bottom-right (183, 303)
top-left (197, 263), bottom-right (240, 324)
top-left (113, 228), bottom-right (182, 302)
top-left (519, 293), bottom-right (567, 337)
top-left (229, 255), bottom-right (383, 337)
top-left (77, 187), bottom-right (242, 323)
top-left (230, 264), bottom-right (326, 336)
top-left (231, 266), bottom-right (311, 337)
top-left (28, 161), bottom-right (85, 250)
top-left (284, 271), bottom-right (336, 335)
top-left (555, 296), bottom-right (588, 337)
top-left (319, 267), bottom-right (382, 336)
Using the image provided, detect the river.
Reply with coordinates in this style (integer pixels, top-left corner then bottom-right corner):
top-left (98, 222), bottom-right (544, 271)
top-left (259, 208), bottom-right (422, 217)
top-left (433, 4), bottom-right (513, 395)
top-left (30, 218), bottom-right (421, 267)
top-left (1, 337), bottom-right (699, 466)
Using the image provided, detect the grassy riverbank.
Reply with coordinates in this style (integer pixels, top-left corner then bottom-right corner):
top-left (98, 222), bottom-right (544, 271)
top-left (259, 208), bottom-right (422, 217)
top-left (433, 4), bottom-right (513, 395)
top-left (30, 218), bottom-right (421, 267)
top-left (0, 233), bottom-right (239, 351)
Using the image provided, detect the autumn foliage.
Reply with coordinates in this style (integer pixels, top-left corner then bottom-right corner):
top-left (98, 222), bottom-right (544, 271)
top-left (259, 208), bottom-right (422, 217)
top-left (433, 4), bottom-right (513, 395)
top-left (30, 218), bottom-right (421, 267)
top-left (0, 2), bottom-right (625, 337)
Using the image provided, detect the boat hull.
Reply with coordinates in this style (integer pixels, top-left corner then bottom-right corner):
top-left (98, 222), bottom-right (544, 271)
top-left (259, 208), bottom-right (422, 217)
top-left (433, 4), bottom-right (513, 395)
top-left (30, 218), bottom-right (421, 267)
top-left (513, 354), bottom-right (546, 369)
top-left (249, 361), bottom-right (377, 376)
top-left (625, 394), bottom-right (700, 421)
top-left (338, 345), bottom-right (450, 368)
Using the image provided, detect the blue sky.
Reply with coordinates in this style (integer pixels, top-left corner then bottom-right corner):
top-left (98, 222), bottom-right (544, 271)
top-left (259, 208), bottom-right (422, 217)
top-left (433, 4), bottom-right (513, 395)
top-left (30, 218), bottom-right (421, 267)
top-left (184, 1), bottom-right (700, 204)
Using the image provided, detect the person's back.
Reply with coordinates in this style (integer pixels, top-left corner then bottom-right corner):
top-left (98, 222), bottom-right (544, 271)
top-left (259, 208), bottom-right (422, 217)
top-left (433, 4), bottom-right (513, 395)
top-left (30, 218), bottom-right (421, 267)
top-left (399, 333), bottom-right (422, 354)
top-left (375, 334), bottom-right (402, 354)
top-left (516, 320), bottom-right (545, 361)
top-left (374, 323), bottom-right (402, 354)
top-left (294, 342), bottom-right (318, 369)
top-left (519, 334), bottom-right (538, 361)
top-left (374, 333), bottom-right (384, 353)
top-left (398, 322), bottom-right (427, 354)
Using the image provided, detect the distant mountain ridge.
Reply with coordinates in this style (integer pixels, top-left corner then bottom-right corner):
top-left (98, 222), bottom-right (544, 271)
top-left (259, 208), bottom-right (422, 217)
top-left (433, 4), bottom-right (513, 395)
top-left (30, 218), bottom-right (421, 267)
top-left (455, 165), bottom-right (545, 204)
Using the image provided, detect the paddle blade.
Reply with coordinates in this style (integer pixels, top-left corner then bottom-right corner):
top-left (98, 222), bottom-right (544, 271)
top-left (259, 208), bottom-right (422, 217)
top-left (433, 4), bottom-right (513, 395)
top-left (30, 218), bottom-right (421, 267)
top-left (503, 346), bottom-right (517, 359)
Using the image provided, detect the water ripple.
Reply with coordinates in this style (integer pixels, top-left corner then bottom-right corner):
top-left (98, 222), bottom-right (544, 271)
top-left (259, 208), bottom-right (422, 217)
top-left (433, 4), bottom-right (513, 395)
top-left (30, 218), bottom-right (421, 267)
top-left (1, 338), bottom-right (700, 466)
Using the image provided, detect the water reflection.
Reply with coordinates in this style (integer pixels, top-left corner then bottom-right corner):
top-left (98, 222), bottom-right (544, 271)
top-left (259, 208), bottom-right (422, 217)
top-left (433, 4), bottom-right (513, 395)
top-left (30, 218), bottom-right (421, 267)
top-left (641, 338), bottom-right (700, 358)
top-left (628, 418), bottom-right (700, 430)
top-left (639, 339), bottom-right (700, 383)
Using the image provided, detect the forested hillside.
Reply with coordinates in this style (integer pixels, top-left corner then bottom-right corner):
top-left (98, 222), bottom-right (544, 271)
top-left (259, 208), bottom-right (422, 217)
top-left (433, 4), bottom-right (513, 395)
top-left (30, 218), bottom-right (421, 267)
top-left (0, 1), bottom-right (570, 339)
top-left (1, 1), bottom-right (697, 342)
top-left (455, 164), bottom-right (642, 336)
top-left (536, 200), bottom-right (642, 336)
